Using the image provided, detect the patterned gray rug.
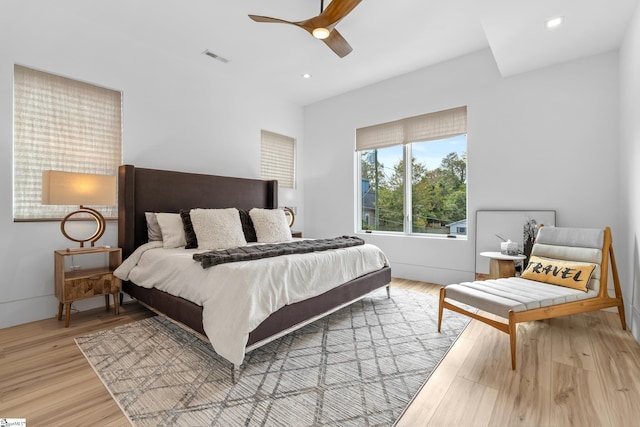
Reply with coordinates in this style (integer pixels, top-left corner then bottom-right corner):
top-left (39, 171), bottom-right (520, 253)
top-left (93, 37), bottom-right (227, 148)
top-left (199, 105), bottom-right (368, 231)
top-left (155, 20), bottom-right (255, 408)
top-left (76, 288), bottom-right (471, 426)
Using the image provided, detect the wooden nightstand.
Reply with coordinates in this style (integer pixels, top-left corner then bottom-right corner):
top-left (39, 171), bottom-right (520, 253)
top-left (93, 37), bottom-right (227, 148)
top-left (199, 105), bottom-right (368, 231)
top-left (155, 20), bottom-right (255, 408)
top-left (291, 231), bottom-right (302, 238)
top-left (54, 247), bottom-right (122, 327)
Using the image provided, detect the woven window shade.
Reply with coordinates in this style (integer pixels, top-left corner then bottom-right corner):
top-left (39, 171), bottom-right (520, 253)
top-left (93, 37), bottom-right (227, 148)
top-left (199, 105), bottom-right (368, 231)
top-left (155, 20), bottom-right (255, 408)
top-left (13, 65), bottom-right (122, 220)
top-left (260, 130), bottom-right (295, 189)
top-left (355, 106), bottom-right (467, 151)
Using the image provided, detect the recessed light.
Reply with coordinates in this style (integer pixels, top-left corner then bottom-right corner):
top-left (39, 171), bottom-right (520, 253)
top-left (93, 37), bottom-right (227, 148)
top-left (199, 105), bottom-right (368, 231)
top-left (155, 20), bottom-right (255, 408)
top-left (302, 73), bottom-right (312, 79)
top-left (546, 16), bottom-right (563, 29)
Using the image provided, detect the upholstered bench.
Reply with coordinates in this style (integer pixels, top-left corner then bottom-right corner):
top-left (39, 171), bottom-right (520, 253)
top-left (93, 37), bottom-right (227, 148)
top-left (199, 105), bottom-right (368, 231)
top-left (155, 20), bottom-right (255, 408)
top-left (438, 226), bottom-right (626, 369)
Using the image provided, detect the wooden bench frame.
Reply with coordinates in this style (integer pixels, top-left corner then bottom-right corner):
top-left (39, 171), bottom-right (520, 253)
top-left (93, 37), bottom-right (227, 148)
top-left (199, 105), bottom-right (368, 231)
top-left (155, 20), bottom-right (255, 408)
top-left (438, 226), bottom-right (626, 369)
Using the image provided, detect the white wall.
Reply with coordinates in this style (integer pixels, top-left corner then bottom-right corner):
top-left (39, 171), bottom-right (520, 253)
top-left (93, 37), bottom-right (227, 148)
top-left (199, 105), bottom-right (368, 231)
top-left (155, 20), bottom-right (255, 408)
top-left (0, 2), bottom-right (304, 328)
top-left (620, 2), bottom-right (640, 341)
top-left (304, 49), bottom-right (622, 289)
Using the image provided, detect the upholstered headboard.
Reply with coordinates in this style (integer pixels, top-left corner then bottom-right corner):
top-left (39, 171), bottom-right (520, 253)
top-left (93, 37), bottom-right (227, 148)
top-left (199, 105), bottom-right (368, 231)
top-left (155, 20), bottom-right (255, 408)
top-left (118, 164), bottom-right (278, 258)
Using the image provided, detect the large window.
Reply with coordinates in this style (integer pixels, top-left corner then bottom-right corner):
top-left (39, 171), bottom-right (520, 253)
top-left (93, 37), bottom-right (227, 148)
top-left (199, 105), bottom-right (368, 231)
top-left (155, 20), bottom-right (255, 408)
top-left (357, 107), bottom-right (467, 236)
top-left (13, 65), bottom-right (122, 221)
top-left (260, 130), bottom-right (296, 189)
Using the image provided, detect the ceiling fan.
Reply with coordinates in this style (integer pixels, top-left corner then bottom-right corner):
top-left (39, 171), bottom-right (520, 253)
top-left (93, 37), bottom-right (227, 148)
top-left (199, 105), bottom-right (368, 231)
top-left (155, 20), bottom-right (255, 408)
top-left (249, 0), bottom-right (362, 58)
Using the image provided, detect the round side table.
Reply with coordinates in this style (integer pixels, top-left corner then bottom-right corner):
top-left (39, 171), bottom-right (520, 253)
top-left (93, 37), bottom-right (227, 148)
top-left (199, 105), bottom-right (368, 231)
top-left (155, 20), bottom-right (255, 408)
top-left (480, 251), bottom-right (527, 279)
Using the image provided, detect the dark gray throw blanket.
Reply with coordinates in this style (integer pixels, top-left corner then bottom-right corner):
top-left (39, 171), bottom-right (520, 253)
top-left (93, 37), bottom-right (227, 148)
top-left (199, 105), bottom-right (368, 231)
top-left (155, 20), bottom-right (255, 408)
top-left (193, 235), bottom-right (365, 269)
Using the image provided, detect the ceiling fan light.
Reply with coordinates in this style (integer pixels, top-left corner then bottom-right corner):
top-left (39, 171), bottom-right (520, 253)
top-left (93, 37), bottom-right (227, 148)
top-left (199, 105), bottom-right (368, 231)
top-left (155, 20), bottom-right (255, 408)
top-left (312, 27), bottom-right (330, 39)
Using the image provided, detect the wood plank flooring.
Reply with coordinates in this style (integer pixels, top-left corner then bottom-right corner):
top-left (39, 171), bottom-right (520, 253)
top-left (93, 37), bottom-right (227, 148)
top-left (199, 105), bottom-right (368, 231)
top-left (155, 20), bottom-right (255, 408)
top-left (1, 278), bottom-right (639, 426)
top-left (394, 279), bottom-right (640, 427)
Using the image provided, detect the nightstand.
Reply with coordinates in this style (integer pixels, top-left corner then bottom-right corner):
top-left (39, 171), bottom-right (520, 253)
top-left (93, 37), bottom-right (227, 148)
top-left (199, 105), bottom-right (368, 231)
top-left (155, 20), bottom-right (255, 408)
top-left (54, 247), bottom-right (122, 327)
top-left (291, 231), bottom-right (302, 238)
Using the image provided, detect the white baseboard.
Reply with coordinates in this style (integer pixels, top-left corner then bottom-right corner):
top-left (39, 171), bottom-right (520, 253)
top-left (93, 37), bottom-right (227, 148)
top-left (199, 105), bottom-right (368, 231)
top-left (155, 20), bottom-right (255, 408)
top-left (389, 262), bottom-right (474, 285)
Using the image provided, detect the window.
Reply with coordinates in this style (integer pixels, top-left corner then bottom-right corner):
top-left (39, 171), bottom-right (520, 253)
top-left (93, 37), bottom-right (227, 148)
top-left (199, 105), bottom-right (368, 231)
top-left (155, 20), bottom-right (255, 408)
top-left (260, 130), bottom-right (296, 188)
top-left (356, 106), bottom-right (467, 236)
top-left (13, 65), bottom-right (122, 221)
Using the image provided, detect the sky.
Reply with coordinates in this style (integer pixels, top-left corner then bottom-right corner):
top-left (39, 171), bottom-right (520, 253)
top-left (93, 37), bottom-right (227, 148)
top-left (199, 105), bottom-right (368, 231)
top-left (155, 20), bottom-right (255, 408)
top-left (374, 134), bottom-right (467, 176)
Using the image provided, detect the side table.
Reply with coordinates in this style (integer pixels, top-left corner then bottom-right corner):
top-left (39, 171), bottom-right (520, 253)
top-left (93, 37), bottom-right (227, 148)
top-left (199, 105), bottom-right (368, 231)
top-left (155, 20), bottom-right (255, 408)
top-left (480, 251), bottom-right (527, 279)
top-left (54, 246), bottom-right (122, 327)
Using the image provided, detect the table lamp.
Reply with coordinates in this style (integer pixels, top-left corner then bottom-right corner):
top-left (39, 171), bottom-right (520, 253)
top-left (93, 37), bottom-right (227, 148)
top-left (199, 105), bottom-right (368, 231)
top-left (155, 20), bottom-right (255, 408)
top-left (284, 206), bottom-right (295, 227)
top-left (42, 170), bottom-right (116, 248)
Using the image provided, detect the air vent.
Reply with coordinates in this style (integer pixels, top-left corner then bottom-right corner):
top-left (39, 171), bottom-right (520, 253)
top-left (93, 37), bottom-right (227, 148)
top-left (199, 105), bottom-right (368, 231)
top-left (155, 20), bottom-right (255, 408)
top-left (202, 50), bottom-right (229, 63)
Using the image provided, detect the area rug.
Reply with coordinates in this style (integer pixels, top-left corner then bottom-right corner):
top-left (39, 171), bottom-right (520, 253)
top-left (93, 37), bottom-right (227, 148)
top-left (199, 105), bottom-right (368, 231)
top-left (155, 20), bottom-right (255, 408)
top-left (76, 288), bottom-right (471, 426)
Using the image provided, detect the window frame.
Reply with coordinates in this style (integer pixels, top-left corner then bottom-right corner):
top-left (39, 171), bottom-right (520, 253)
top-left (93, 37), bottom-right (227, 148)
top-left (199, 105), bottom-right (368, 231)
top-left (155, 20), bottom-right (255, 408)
top-left (355, 106), bottom-right (468, 238)
top-left (356, 138), bottom-right (468, 238)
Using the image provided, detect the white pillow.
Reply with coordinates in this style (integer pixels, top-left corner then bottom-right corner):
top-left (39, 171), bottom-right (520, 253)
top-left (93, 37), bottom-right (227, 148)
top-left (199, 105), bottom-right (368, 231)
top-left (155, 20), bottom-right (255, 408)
top-left (155, 213), bottom-right (186, 248)
top-left (249, 208), bottom-right (293, 243)
top-left (190, 208), bottom-right (247, 250)
top-left (144, 212), bottom-right (163, 242)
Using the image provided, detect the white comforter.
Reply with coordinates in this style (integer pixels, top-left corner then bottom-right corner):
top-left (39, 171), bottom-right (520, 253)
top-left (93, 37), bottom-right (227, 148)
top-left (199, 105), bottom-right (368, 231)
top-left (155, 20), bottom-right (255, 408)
top-left (114, 241), bottom-right (389, 365)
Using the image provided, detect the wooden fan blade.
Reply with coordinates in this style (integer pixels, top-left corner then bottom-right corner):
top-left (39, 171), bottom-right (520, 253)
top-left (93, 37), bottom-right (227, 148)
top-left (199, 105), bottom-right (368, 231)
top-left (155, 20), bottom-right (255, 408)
top-left (322, 29), bottom-right (353, 58)
top-left (249, 1), bottom-right (360, 58)
top-left (316, 0), bottom-right (362, 28)
top-left (248, 14), bottom-right (295, 25)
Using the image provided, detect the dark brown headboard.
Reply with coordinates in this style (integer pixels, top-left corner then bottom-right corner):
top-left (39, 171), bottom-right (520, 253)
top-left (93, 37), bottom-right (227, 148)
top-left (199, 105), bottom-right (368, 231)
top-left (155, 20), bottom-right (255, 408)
top-left (118, 164), bottom-right (278, 258)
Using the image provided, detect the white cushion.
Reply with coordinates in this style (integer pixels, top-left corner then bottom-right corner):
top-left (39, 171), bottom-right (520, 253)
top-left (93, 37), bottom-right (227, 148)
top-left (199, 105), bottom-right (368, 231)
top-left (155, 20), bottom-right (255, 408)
top-left (249, 208), bottom-right (293, 243)
top-left (190, 208), bottom-right (247, 250)
top-left (444, 277), bottom-right (597, 318)
top-left (144, 212), bottom-right (163, 242)
top-left (532, 227), bottom-right (604, 292)
top-left (155, 213), bottom-right (186, 248)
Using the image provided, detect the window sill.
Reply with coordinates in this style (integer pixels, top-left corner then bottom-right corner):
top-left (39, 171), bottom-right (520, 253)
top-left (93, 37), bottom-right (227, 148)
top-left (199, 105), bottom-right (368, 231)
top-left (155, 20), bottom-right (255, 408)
top-left (356, 231), bottom-right (468, 241)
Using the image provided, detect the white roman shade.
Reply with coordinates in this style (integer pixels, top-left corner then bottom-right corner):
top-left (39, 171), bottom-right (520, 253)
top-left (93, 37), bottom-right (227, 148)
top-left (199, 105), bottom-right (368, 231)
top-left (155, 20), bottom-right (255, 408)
top-left (13, 65), bottom-right (122, 220)
top-left (355, 106), bottom-right (467, 151)
top-left (260, 130), bottom-right (296, 189)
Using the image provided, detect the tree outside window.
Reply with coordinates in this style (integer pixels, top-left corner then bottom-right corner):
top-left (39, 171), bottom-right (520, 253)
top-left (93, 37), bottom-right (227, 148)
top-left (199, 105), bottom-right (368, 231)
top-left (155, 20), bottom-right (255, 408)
top-left (359, 134), bottom-right (467, 236)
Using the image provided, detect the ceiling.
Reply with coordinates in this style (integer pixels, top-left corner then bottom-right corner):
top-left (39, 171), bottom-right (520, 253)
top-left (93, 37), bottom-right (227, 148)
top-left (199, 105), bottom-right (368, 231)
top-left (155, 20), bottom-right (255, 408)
top-left (48, 0), bottom-right (640, 105)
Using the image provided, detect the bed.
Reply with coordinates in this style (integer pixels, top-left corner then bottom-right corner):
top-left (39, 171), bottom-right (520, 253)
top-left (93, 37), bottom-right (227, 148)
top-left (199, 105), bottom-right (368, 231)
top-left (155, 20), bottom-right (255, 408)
top-left (116, 164), bottom-right (392, 378)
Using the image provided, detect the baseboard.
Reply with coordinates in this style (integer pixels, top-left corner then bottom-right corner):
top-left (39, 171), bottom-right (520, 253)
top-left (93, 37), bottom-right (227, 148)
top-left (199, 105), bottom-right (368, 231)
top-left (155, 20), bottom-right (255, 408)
top-left (0, 294), bottom-right (58, 329)
top-left (390, 262), bottom-right (473, 285)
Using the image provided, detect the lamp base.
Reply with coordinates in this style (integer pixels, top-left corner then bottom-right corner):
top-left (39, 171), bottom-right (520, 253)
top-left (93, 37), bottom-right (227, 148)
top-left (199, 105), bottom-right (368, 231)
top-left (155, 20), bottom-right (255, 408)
top-left (60, 206), bottom-right (107, 248)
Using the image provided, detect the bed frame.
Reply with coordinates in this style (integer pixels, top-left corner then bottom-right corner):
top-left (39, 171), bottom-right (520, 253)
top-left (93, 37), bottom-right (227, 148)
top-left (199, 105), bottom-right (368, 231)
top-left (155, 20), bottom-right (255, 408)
top-left (117, 165), bottom-right (391, 376)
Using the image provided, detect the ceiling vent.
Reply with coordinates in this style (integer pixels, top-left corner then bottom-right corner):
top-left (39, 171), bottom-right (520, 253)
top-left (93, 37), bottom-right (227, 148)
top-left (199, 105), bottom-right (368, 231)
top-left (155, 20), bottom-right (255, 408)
top-left (202, 50), bottom-right (229, 63)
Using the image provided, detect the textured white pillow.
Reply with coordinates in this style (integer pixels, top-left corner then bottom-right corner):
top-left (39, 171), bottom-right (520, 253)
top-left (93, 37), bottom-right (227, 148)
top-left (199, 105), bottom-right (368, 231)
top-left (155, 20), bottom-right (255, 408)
top-left (190, 208), bottom-right (247, 250)
top-left (249, 208), bottom-right (293, 243)
top-left (155, 213), bottom-right (186, 248)
top-left (144, 212), bottom-right (163, 242)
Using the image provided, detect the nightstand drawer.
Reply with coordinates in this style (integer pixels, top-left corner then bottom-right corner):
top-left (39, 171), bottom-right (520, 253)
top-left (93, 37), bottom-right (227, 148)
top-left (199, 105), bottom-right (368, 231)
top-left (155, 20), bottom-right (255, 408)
top-left (63, 273), bottom-right (120, 301)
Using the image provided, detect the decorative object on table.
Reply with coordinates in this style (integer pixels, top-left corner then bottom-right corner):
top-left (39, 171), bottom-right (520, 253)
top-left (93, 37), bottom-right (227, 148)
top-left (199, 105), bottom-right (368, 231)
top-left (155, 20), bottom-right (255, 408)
top-left (76, 288), bottom-right (472, 427)
top-left (496, 235), bottom-right (519, 256)
top-left (283, 206), bottom-right (295, 227)
top-left (475, 210), bottom-right (556, 280)
top-left (522, 218), bottom-right (539, 263)
top-left (42, 170), bottom-right (116, 248)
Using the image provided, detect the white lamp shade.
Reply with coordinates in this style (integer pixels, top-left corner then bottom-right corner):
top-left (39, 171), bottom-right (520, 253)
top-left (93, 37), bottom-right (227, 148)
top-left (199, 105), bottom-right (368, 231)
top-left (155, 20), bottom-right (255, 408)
top-left (42, 170), bottom-right (116, 206)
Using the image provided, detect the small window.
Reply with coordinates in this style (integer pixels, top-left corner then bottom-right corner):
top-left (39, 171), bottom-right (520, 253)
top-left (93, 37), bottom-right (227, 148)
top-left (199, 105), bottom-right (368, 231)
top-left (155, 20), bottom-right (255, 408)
top-left (13, 65), bottom-right (122, 221)
top-left (260, 130), bottom-right (296, 189)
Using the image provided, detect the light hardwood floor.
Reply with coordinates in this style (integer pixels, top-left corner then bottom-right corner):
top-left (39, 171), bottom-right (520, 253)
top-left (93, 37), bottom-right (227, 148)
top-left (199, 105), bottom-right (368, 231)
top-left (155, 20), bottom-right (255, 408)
top-left (1, 278), bottom-right (639, 426)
